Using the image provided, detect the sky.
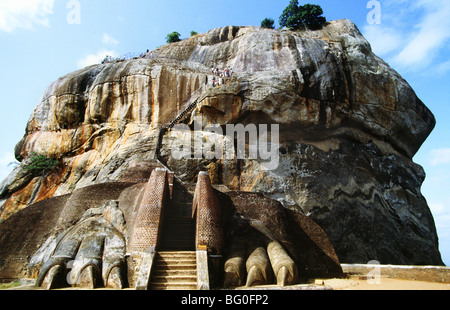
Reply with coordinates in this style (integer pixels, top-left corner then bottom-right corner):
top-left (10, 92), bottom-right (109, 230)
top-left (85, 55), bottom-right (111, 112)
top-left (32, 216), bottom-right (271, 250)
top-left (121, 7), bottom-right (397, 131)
top-left (0, 0), bottom-right (449, 266)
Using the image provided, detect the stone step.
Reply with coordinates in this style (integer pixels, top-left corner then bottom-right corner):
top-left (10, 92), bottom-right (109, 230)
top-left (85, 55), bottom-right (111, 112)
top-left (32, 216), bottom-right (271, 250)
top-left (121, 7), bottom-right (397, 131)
top-left (152, 269), bottom-right (197, 276)
top-left (157, 253), bottom-right (196, 259)
top-left (163, 228), bottom-right (195, 233)
top-left (165, 215), bottom-right (195, 221)
top-left (158, 245), bottom-right (196, 252)
top-left (160, 237), bottom-right (194, 241)
top-left (160, 228), bottom-right (195, 235)
top-left (154, 263), bottom-right (197, 271)
top-left (164, 218), bottom-right (195, 225)
top-left (163, 227), bottom-right (195, 233)
top-left (156, 257), bottom-right (197, 264)
top-left (159, 215), bottom-right (196, 251)
top-left (158, 251), bottom-right (196, 255)
top-left (161, 231), bottom-right (195, 237)
top-left (159, 239), bottom-right (195, 245)
top-left (150, 282), bottom-right (198, 290)
top-left (154, 253), bottom-right (196, 264)
top-left (162, 228), bottom-right (194, 233)
top-left (160, 238), bottom-right (195, 243)
top-left (151, 275), bottom-right (198, 284)
top-left (163, 225), bottom-right (195, 231)
top-left (150, 251), bottom-right (198, 290)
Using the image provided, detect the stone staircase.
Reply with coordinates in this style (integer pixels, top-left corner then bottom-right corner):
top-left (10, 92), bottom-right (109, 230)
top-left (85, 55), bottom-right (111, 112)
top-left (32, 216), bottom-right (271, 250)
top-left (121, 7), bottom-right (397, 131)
top-left (149, 251), bottom-right (198, 290)
top-left (149, 179), bottom-right (199, 290)
top-left (159, 180), bottom-right (196, 251)
top-left (156, 88), bottom-right (207, 160)
top-left (159, 215), bottom-right (196, 251)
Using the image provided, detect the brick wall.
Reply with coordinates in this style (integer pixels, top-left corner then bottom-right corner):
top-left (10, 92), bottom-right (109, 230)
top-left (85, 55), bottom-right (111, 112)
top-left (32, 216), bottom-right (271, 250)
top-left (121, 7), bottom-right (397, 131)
top-left (193, 172), bottom-right (224, 255)
top-left (128, 168), bottom-right (169, 254)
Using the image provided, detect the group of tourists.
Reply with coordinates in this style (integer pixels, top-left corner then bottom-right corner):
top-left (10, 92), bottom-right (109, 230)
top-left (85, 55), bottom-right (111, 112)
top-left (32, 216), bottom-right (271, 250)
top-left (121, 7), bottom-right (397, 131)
top-left (212, 67), bottom-right (233, 77)
top-left (211, 67), bottom-right (233, 87)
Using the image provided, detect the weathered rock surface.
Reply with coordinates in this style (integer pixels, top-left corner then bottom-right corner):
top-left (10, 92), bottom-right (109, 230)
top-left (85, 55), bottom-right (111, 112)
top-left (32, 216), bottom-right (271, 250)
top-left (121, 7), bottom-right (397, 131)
top-left (0, 18), bottom-right (443, 272)
top-left (0, 170), bottom-right (342, 287)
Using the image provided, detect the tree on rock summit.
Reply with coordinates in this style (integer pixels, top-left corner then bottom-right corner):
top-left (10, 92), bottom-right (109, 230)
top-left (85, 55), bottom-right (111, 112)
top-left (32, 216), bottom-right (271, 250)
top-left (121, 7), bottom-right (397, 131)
top-left (261, 18), bottom-right (275, 29)
top-left (279, 0), bottom-right (326, 30)
top-left (166, 31), bottom-right (181, 43)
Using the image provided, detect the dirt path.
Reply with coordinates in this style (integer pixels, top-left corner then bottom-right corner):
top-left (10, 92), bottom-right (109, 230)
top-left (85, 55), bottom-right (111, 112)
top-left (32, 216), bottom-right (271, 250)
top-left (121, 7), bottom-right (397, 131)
top-left (319, 277), bottom-right (450, 290)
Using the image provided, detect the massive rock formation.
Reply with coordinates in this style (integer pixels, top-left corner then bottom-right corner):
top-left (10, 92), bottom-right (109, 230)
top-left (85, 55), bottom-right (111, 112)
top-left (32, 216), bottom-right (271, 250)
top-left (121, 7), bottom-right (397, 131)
top-left (0, 18), bottom-right (443, 285)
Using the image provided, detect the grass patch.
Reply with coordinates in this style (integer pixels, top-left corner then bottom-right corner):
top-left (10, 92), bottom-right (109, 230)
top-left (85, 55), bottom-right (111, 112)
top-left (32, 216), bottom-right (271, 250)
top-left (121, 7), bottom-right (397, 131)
top-left (0, 280), bottom-right (22, 290)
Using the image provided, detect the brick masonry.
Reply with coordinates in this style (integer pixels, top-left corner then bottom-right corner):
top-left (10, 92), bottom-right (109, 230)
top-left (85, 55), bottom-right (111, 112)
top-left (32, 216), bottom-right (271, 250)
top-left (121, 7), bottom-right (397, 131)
top-left (129, 168), bottom-right (169, 254)
top-left (192, 172), bottom-right (224, 255)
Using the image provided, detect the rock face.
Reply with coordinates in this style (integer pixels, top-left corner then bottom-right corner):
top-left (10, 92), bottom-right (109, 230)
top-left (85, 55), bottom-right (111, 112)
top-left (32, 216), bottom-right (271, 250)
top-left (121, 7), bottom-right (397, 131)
top-left (0, 19), bottom-right (443, 271)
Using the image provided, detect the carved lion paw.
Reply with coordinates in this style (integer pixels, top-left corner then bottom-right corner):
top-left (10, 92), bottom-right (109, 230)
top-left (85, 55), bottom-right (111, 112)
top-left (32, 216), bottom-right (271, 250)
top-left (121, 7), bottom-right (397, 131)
top-left (30, 201), bottom-right (127, 290)
top-left (223, 227), bottom-right (298, 288)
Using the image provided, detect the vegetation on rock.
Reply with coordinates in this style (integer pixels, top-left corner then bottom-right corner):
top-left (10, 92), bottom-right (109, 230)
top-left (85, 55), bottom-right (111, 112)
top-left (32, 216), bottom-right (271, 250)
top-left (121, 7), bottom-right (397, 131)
top-left (166, 31), bottom-right (182, 43)
top-left (279, 0), bottom-right (326, 30)
top-left (23, 153), bottom-right (58, 177)
top-left (260, 17), bottom-right (275, 29)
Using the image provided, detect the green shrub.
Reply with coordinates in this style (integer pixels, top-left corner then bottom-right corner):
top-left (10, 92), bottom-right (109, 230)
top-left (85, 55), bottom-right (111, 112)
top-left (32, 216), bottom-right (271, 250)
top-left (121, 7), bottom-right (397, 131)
top-left (261, 18), bottom-right (275, 29)
top-left (23, 153), bottom-right (59, 176)
top-left (166, 31), bottom-right (181, 43)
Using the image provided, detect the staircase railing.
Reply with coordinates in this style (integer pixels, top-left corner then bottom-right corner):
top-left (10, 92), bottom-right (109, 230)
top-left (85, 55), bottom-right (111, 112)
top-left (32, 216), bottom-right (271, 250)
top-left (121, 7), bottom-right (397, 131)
top-left (156, 87), bottom-right (209, 160)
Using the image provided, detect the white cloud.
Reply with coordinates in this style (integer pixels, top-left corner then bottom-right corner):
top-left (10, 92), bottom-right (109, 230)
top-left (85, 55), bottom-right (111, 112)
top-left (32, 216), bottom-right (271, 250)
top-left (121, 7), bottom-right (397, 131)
top-left (77, 49), bottom-right (119, 69)
top-left (362, 0), bottom-right (450, 72)
top-left (0, 0), bottom-right (54, 33)
top-left (430, 203), bottom-right (450, 234)
top-left (430, 203), bottom-right (447, 215)
top-left (426, 199), bottom-right (450, 264)
top-left (0, 152), bottom-right (16, 182)
top-left (435, 60), bottom-right (450, 75)
top-left (393, 1), bottom-right (450, 68)
top-left (429, 148), bottom-right (450, 166)
top-left (102, 33), bottom-right (119, 46)
top-left (363, 25), bottom-right (404, 56)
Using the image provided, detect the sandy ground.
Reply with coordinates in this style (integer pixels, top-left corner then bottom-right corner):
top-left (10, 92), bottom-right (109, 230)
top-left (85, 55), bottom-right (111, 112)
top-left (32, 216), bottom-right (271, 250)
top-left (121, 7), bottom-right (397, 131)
top-left (318, 276), bottom-right (450, 290)
top-left (2, 276), bottom-right (450, 290)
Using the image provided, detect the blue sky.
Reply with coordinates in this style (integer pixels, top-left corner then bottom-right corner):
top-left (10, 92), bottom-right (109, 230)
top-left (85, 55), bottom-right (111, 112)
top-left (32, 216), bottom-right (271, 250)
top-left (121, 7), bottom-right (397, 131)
top-left (0, 0), bottom-right (449, 265)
